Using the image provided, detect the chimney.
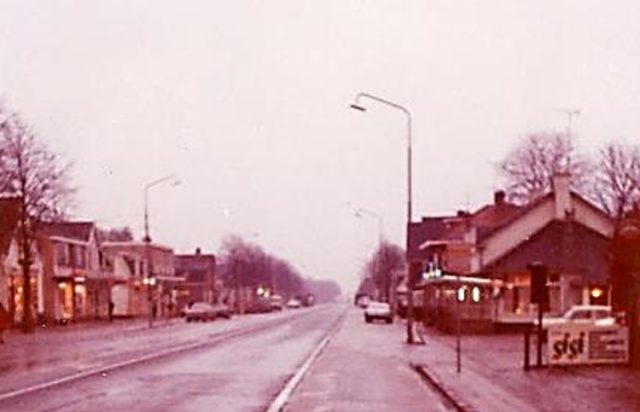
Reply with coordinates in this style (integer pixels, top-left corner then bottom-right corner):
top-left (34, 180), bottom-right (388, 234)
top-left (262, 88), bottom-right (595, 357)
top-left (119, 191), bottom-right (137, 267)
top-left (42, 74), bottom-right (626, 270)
top-left (494, 190), bottom-right (506, 206)
top-left (195, 247), bottom-right (201, 255)
top-left (552, 173), bottom-right (572, 219)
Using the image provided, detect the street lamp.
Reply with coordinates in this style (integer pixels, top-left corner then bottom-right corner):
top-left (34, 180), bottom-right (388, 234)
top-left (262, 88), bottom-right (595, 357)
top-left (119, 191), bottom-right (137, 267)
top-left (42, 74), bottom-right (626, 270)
top-left (350, 92), bottom-right (417, 344)
top-left (144, 175), bottom-right (181, 243)
top-left (143, 174), bottom-right (180, 327)
top-left (354, 207), bottom-right (383, 245)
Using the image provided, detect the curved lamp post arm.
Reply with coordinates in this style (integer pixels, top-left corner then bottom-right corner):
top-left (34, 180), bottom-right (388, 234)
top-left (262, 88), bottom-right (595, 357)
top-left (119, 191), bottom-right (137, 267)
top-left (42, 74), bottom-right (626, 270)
top-left (350, 91), bottom-right (417, 344)
top-left (144, 174), bottom-right (180, 243)
top-left (350, 92), bottom-right (413, 223)
top-left (355, 207), bottom-right (383, 245)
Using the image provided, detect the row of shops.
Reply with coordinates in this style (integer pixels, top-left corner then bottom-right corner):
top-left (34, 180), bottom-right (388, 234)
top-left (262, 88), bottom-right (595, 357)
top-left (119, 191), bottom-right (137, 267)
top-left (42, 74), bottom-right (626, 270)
top-left (0, 208), bottom-right (215, 327)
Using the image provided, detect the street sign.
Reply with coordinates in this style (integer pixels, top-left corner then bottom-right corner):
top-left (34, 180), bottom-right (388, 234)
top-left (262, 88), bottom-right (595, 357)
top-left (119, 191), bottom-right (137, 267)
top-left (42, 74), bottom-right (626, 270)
top-left (548, 324), bottom-right (629, 366)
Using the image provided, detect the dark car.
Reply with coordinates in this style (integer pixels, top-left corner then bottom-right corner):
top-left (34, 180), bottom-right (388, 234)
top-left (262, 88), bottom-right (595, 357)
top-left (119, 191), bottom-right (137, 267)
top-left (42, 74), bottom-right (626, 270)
top-left (211, 303), bottom-right (232, 319)
top-left (247, 298), bottom-right (273, 314)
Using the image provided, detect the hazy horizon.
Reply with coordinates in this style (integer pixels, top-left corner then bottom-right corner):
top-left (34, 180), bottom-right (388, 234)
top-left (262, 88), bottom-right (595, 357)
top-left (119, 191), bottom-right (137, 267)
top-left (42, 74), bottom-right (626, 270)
top-left (3, 1), bottom-right (640, 293)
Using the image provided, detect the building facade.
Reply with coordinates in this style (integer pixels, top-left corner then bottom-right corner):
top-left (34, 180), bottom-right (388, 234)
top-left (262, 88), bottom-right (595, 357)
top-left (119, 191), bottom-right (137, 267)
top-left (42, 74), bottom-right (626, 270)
top-left (175, 248), bottom-right (217, 310)
top-left (38, 222), bottom-right (109, 323)
top-left (412, 174), bottom-right (614, 328)
top-left (101, 242), bottom-right (181, 318)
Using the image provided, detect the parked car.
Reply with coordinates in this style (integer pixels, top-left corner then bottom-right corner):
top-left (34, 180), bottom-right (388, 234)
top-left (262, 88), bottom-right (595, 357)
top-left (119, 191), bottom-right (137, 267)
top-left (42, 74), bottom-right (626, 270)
top-left (184, 302), bottom-right (218, 322)
top-left (364, 301), bottom-right (393, 324)
top-left (286, 298), bottom-right (302, 309)
top-left (247, 298), bottom-right (273, 314)
top-left (211, 303), bottom-right (232, 319)
top-left (301, 293), bottom-right (315, 307)
top-left (269, 295), bottom-right (284, 311)
top-left (536, 305), bottom-right (615, 329)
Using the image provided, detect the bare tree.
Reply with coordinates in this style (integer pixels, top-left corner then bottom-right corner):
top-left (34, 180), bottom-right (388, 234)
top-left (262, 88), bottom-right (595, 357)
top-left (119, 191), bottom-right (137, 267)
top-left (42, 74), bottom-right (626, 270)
top-left (218, 235), bottom-right (306, 311)
top-left (364, 241), bottom-right (405, 302)
top-left (592, 142), bottom-right (640, 219)
top-left (499, 131), bottom-right (591, 204)
top-left (0, 105), bottom-right (73, 332)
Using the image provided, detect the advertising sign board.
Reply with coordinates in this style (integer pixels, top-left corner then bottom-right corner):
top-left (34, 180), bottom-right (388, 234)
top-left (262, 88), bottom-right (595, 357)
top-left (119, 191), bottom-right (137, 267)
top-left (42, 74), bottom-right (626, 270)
top-left (548, 324), bottom-right (629, 365)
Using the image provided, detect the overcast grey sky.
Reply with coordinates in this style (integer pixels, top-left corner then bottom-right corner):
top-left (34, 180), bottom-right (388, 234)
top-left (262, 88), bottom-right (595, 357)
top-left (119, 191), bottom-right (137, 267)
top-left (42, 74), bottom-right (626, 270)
top-left (2, 1), bottom-right (640, 293)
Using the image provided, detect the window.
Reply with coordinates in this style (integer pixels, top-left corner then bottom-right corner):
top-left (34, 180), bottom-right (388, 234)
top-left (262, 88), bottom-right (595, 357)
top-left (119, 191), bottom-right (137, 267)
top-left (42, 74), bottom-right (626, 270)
top-left (593, 309), bottom-right (611, 320)
top-left (568, 310), bottom-right (590, 320)
top-left (75, 245), bottom-right (86, 269)
top-left (55, 242), bottom-right (68, 267)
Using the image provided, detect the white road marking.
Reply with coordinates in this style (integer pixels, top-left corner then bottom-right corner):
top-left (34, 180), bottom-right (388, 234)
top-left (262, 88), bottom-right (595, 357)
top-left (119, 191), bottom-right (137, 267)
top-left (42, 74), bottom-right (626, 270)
top-left (0, 309), bottom-right (327, 403)
top-left (265, 311), bottom-right (346, 412)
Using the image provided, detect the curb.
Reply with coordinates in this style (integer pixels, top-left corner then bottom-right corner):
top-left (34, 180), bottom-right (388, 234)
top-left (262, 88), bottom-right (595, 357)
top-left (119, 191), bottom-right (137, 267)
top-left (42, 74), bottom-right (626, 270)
top-left (410, 363), bottom-right (475, 412)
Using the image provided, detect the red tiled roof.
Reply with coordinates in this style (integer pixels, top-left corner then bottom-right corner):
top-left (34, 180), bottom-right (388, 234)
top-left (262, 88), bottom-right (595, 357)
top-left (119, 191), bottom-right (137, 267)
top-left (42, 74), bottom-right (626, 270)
top-left (436, 202), bottom-right (523, 243)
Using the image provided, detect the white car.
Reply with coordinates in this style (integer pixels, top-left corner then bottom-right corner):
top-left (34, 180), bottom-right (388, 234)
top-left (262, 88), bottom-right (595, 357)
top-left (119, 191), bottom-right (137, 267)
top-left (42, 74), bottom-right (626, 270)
top-left (286, 298), bottom-right (302, 309)
top-left (364, 302), bottom-right (393, 324)
top-left (538, 305), bottom-right (615, 329)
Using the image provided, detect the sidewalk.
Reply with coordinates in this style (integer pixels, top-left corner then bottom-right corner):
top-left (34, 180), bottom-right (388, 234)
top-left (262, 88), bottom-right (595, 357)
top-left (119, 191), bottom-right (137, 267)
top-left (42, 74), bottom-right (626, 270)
top-left (284, 309), bottom-right (455, 412)
top-left (411, 326), bottom-right (640, 412)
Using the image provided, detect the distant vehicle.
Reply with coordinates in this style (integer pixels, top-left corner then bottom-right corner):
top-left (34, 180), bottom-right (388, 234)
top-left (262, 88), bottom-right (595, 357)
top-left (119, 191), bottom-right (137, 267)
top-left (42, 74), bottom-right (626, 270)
top-left (269, 295), bottom-right (284, 311)
top-left (364, 301), bottom-right (393, 324)
top-left (536, 305), bottom-right (615, 329)
top-left (184, 302), bottom-right (218, 322)
top-left (211, 302), bottom-right (232, 319)
top-left (301, 293), bottom-right (315, 307)
top-left (286, 298), bottom-right (302, 309)
top-left (356, 295), bottom-right (370, 308)
top-left (247, 298), bottom-right (273, 314)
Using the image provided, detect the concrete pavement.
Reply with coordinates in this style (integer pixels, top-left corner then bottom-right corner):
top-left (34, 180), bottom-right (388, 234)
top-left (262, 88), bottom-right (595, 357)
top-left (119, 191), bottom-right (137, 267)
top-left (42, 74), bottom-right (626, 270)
top-left (411, 326), bottom-right (640, 412)
top-left (0, 305), bottom-right (345, 412)
top-left (284, 309), bottom-right (455, 412)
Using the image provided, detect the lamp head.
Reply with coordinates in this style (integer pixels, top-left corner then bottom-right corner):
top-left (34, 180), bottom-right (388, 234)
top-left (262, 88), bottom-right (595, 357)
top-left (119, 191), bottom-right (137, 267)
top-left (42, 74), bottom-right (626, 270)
top-left (350, 104), bottom-right (366, 112)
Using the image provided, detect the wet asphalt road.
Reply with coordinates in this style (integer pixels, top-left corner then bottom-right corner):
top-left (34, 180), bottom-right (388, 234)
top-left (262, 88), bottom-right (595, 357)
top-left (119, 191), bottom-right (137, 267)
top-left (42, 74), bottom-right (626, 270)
top-left (0, 305), bottom-right (345, 412)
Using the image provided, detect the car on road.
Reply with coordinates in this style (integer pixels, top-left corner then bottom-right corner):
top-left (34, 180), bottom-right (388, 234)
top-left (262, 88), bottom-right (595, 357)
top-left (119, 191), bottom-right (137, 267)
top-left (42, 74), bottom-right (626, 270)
top-left (536, 305), bottom-right (615, 329)
top-left (286, 298), bottom-right (302, 309)
top-left (364, 301), bottom-right (393, 324)
top-left (211, 303), bottom-right (232, 319)
top-left (184, 302), bottom-right (219, 322)
top-left (356, 295), bottom-right (370, 308)
top-left (247, 298), bottom-right (273, 314)
top-left (269, 295), bottom-right (284, 311)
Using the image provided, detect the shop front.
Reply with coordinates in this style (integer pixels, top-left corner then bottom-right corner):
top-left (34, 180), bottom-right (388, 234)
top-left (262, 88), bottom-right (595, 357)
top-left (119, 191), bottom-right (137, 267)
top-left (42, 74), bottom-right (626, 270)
top-left (7, 269), bottom-right (40, 326)
top-left (53, 276), bottom-right (87, 323)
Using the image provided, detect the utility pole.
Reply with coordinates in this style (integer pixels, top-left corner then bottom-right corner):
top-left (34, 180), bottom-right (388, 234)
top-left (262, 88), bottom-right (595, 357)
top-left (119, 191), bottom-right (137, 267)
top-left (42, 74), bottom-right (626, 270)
top-left (350, 92), bottom-right (416, 344)
top-left (143, 174), bottom-right (179, 328)
top-left (555, 107), bottom-right (581, 172)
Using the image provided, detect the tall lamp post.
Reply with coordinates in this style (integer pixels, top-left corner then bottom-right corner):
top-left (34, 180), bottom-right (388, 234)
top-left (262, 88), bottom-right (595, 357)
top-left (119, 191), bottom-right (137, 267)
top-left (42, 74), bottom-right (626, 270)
top-left (350, 92), bottom-right (416, 344)
top-left (143, 174), bottom-right (180, 328)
